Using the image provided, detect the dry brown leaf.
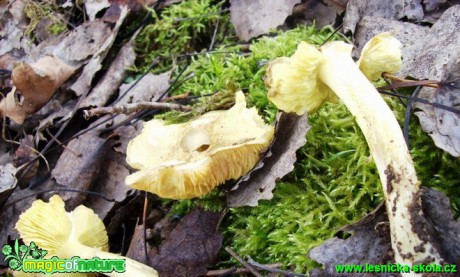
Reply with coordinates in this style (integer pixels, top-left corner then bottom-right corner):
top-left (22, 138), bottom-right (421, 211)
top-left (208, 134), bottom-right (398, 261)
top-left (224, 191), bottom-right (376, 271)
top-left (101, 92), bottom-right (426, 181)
top-left (85, 0), bottom-right (111, 21)
top-left (116, 71), bottom-right (171, 105)
top-left (0, 56), bottom-right (75, 124)
top-left (150, 208), bottom-right (222, 277)
top-left (353, 16), bottom-right (429, 59)
top-left (343, 0), bottom-right (458, 34)
top-left (420, 187), bottom-right (460, 267)
top-left (52, 20), bottom-right (112, 67)
top-left (0, 1), bottom-right (33, 57)
top-left (309, 204), bottom-right (393, 276)
top-left (230, 0), bottom-right (301, 41)
top-left (51, 131), bottom-right (108, 209)
top-left (126, 224), bottom-right (151, 264)
top-left (69, 6), bottom-right (129, 96)
top-left (293, 0), bottom-right (346, 28)
top-left (0, 163), bottom-right (17, 205)
top-left (12, 135), bottom-right (38, 187)
top-left (81, 40), bottom-right (137, 108)
top-left (84, 147), bottom-right (133, 220)
top-left (228, 112), bottom-right (310, 207)
top-left (309, 187), bottom-right (460, 275)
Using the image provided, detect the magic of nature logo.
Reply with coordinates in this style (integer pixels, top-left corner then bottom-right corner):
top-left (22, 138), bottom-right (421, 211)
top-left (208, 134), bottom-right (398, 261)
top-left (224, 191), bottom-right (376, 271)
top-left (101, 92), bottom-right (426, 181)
top-left (2, 239), bottom-right (126, 274)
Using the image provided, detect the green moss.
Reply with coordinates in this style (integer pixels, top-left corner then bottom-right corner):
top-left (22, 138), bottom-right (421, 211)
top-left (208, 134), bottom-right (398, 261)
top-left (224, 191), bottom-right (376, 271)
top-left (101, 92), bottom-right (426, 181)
top-left (134, 0), bottom-right (228, 73)
top-left (157, 23), bottom-right (459, 272)
top-left (168, 25), bottom-right (341, 123)
top-left (24, 0), bottom-right (68, 39)
top-left (48, 22), bottom-right (67, 35)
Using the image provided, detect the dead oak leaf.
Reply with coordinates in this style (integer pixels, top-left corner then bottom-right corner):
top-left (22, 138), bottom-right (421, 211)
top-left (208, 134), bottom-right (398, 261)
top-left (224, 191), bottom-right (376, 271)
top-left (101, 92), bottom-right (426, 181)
top-left (308, 204), bottom-right (394, 277)
top-left (228, 112), bottom-right (310, 207)
top-left (51, 131), bottom-right (108, 209)
top-left (230, 0), bottom-right (301, 41)
top-left (116, 71), bottom-right (171, 105)
top-left (309, 187), bottom-right (460, 275)
top-left (150, 208), bottom-right (223, 277)
top-left (0, 55), bottom-right (75, 124)
top-left (80, 40), bottom-right (137, 108)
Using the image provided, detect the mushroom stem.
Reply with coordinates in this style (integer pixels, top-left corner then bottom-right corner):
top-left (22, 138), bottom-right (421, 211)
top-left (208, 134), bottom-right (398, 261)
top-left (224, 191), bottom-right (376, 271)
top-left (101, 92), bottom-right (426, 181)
top-left (60, 240), bottom-right (158, 277)
top-left (318, 42), bottom-right (442, 266)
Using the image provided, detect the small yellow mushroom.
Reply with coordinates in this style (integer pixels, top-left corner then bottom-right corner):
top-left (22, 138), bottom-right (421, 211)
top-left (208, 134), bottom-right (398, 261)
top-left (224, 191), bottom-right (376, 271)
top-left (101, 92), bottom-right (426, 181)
top-left (356, 32), bottom-right (402, 81)
top-left (125, 91), bottom-right (275, 199)
top-left (15, 195), bottom-right (158, 277)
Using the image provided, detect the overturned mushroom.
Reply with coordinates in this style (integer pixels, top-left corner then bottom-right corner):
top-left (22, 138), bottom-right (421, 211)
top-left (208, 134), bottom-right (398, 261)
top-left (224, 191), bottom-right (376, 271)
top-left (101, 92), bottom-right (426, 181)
top-left (15, 195), bottom-right (158, 277)
top-left (126, 91), bottom-right (275, 199)
top-left (265, 33), bottom-right (443, 267)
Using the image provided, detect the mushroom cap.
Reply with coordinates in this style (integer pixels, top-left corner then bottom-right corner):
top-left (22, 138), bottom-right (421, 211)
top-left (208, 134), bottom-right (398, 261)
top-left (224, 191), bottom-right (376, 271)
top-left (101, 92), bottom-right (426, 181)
top-left (265, 42), bottom-right (336, 115)
top-left (126, 91), bottom-right (275, 199)
top-left (15, 195), bottom-right (108, 257)
top-left (357, 32), bottom-right (402, 81)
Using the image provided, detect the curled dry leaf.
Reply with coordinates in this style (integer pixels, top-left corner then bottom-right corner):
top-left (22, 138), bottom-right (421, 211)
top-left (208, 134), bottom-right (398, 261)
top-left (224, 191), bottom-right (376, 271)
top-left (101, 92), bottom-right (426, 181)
top-left (0, 55), bottom-right (75, 124)
top-left (228, 112), bottom-right (310, 207)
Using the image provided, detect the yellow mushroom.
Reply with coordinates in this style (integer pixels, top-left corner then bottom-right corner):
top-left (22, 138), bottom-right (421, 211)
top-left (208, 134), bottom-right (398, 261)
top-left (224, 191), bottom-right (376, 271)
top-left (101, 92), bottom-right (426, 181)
top-left (264, 33), bottom-right (443, 269)
top-left (125, 91), bottom-right (275, 199)
top-left (15, 195), bottom-right (158, 277)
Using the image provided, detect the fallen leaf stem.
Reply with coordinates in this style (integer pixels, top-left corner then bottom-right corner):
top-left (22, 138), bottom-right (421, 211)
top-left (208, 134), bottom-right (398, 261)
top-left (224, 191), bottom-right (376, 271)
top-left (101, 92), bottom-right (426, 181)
top-left (83, 102), bottom-right (192, 119)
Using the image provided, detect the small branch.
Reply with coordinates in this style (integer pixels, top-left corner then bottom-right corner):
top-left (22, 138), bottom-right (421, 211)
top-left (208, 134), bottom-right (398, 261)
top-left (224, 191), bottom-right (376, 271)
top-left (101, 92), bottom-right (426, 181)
top-left (83, 102), bottom-right (192, 119)
top-left (224, 247), bottom-right (263, 277)
top-left (381, 73), bottom-right (439, 89)
top-left (205, 263), bottom-right (282, 276)
top-left (248, 257), bottom-right (307, 277)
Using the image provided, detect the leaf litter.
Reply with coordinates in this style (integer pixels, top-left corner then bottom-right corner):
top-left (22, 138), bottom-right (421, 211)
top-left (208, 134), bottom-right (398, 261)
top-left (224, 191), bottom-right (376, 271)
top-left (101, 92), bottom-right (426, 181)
top-left (0, 0), bottom-right (459, 275)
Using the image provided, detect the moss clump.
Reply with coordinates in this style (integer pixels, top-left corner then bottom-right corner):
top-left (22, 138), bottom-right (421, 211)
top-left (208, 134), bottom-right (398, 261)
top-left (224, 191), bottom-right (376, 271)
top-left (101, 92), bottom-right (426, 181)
top-left (165, 26), bottom-right (341, 123)
top-left (134, 0), bottom-right (228, 73)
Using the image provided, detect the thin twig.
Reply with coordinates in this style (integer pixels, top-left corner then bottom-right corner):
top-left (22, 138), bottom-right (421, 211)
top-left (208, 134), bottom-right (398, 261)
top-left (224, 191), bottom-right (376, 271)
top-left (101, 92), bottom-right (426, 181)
top-left (403, 86), bottom-right (422, 148)
top-left (381, 73), bottom-right (439, 89)
top-left (248, 257), bottom-right (307, 277)
top-left (205, 264), bottom-right (283, 276)
top-left (377, 90), bottom-right (460, 115)
top-left (224, 247), bottom-right (263, 277)
top-left (209, 16), bottom-right (220, 51)
top-left (46, 129), bottom-right (80, 157)
top-left (83, 102), bottom-right (192, 119)
top-left (4, 188), bottom-right (118, 208)
top-left (143, 192), bottom-right (149, 263)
